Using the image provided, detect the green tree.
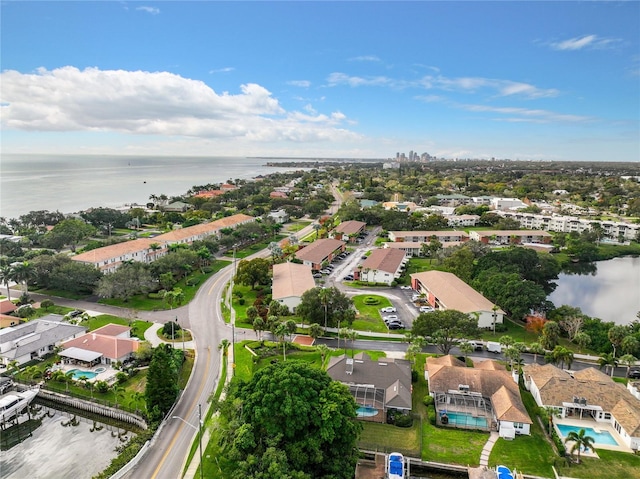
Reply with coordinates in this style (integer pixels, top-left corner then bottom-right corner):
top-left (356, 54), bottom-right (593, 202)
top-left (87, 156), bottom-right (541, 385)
top-left (11, 261), bottom-right (34, 295)
top-left (411, 310), bottom-right (478, 355)
top-left (95, 262), bottom-right (156, 302)
top-left (597, 353), bottom-right (618, 377)
top-left (145, 343), bottom-right (180, 422)
top-left (308, 323), bottom-right (324, 340)
top-left (540, 321), bottom-right (561, 350)
top-left (296, 287), bottom-right (355, 329)
top-left (0, 265), bottom-right (15, 302)
top-left (45, 218), bottom-right (96, 252)
top-left (163, 288), bottom-right (185, 310)
top-left (252, 317), bottom-right (266, 339)
top-left (458, 342), bottom-right (474, 363)
top-left (573, 331), bottom-right (591, 352)
top-left (619, 354), bottom-right (637, 378)
top-left (564, 428), bottom-right (595, 464)
top-left (218, 361), bottom-right (361, 478)
top-left (235, 258), bottom-right (271, 290)
top-left (316, 343), bottom-right (330, 366)
top-left (546, 346), bottom-right (574, 370)
top-left (608, 325), bottom-right (628, 358)
top-left (528, 342), bottom-right (545, 364)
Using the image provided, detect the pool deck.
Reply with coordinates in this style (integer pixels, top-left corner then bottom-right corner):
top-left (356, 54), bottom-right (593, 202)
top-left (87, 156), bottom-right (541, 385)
top-left (52, 364), bottom-right (118, 384)
top-left (554, 417), bottom-right (633, 454)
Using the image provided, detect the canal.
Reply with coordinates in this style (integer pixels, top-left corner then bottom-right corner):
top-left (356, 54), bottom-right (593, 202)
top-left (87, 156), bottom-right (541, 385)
top-left (549, 256), bottom-right (640, 325)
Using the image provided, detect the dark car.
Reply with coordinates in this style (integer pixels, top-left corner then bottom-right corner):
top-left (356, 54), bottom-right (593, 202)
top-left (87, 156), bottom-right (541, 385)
top-left (388, 322), bottom-right (405, 330)
top-left (68, 310), bottom-right (84, 318)
top-left (629, 369), bottom-right (640, 379)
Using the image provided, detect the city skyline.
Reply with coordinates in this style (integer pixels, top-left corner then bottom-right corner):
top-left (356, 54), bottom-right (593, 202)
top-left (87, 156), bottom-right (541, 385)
top-left (1, 1), bottom-right (639, 162)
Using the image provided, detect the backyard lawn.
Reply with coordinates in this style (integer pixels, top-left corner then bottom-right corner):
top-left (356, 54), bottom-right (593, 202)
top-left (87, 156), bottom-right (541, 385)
top-left (80, 314), bottom-right (153, 340)
top-left (554, 449), bottom-right (640, 479)
top-left (359, 421), bottom-right (421, 457)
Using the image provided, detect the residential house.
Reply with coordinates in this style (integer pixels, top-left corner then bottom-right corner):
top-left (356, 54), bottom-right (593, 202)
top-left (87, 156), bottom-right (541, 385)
top-left (434, 194), bottom-right (472, 207)
top-left (162, 201), bottom-right (192, 213)
top-left (268, 209), bottom-right (289, 224)
top-left (295, 238), bottom-right (345, 270)
top-left (0, 300), bottom-right (17, 316)
top-left (468, 230), bottom-right (552, 245)
top-left (382, 201), bottom-right (419, 212)
top-left (327, 353), bottom-right (412, 423)
top-left (410, 270), bottom-right (505, 329)
top-left (333, 220), bottom-right (367, 243)
top-left (193, 190), bottom-right (226, 198)
top-left (61, 324), bottom-right (140, 367)
top-left (269, 191), bottom-right (288, 199)
top-left (490, 198), bottom-right (528, 211)
top-left (523, 363), bottom-right (640, 451)
top-left (425, 355), bottom-right (531, 438)
top-left (388, 230), bottom-right (469, 243)
top-left (0, 315), bottom-right (86, 367)
top-left (358, 249), bottom-right (407, 285)
top-left (271, 262), bottom-right (316, 313)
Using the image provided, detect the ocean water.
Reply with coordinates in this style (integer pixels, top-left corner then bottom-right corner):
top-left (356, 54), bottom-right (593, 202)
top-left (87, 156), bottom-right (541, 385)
top-left (0, 154), bottom-right (317, 219)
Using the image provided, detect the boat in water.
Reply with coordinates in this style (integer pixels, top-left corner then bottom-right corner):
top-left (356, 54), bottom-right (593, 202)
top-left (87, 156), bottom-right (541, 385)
top-left (0, 388), bottom-right (39, 425)
top-left (388, 452), bottom-right (405, 479)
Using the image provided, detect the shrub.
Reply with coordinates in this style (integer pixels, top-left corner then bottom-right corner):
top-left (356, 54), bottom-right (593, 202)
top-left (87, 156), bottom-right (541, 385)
top-left (116, 372), bottom-right (128, 384)
top-left (423, 395), bottom-right (434, 407)
top-left (363, 296), bottom-right (380, 305)
top-left (202, 266), bottom-right (214, 273)
top-left (238, 298), bottom-right (246, 305)
top-left (394, 413), bottom-right (414, 428)
top-left (427, 405), bottom-right (436, 425)
top-left (185, 277), bottom-right (200, 286)
top-left (94, 381), bottom-right (109, 394)
top-left (411, 370), bottom-right (419, 383)
top-left (148, 292), bottom-right (164, 299)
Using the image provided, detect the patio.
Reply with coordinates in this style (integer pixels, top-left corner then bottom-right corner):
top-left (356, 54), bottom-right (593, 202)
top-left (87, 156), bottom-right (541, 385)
top-left (554, 417), bottom-right (634, 455)
top-left (52, 362), bottom-right (119, 384)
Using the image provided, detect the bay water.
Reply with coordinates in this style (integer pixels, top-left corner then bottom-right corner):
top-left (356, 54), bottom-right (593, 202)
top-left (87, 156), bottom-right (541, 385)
top-left (1, 154), bottom-right (319, 220)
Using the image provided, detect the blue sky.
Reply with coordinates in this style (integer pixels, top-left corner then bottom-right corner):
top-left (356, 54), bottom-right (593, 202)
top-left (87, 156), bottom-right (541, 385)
top-left (1, 1), bottom-right (639, 161)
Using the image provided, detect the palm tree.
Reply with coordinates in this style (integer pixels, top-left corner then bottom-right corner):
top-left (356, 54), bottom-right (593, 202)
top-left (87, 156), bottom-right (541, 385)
top-left (528, 342), bottom-right (545, 364)
top-left (252, 317), bottom-right (265, 339)
top-left (163, 288), bottom-right (185, 310)
top-left (308, 323), bottom-right (323, 341)
top-left (112, 385), bottom-right (126, 408)
top-left (318, 287), bottom-right (331, 329)
top-left (274, 322), bottom-right (289, 361)
top-left (11, 261), bottom-right (34, 295)
top-left (218, 339), bottom-right (231, 356)
top-left (316, 344), bottom-right (330, 367)
top-left (0, 265), bottom-right (14, 302)
top-left (459, 342), bottom-right (474, 364)
top-left (619, 354), bottom-right (637, 378)
top-left (312, 223), bottom-right (321, 239)
top-left (598, 353), bottom-right (618, 377)
top-left (564, 428), bottom-right (595, 464)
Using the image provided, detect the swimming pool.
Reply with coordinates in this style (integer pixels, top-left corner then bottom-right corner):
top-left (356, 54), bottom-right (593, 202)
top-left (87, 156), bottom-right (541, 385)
top-left (440, 411), bottom-right (488, 428)
top-left (68, 369), bottom-right (98, 380)
top-left (356, 406), bottom-right (379, 417)
top-left (94, 367), bottom-right (106, 373)
top-left (556, 424), bottom-right (618, 446)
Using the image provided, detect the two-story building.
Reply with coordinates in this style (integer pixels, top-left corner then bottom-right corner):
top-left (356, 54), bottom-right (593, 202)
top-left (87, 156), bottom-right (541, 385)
top-left (358, 249), bottom-right (407, 285)
top-left (294, 239), bottom-right (345, 270)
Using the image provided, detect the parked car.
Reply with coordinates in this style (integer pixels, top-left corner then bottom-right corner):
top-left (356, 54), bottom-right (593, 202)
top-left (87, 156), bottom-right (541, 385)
top-left (320, 269), bottom-right (331, 275)
top-left (343, 275), bottom-right (354, 281)
top-left (68, 310), bottom-right (84, 318)
top-left (629, 369), bottom-right (640, 379)
top-left (380, 307), bottom-right (396, 313)
top-left (361, 256), bottom-right (368, 260)
top-left (419, 306), bottom-right (434, 313)
top-left (313, 273), bottom-right (323, 279)
top-left (388, 322), bottom-right (405, 330)
top-left (383, 315), bottom-right (399, 322)
top-left (399, 285), bottom-right (412, 290)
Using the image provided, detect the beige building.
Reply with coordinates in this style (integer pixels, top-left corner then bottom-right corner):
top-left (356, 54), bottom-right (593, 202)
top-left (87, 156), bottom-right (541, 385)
top-left (425, 355), bottom-right (531, 438)
top-left (410, 271), bottom-right (504, 329)
top-left (333, 220), bottom-right (366, 242)
top-left (468, 230), bottom-right (552, 245)
top-left (358, 248), bottom-right (407, 285)
top-left (523, 363), bottom-right (640, 451)
top-left (388, 230), bottom-right (469, 243)
top-left (271, 262), bottom-right (316, 313)
top-left (294, 238), bottom-right (345, 270)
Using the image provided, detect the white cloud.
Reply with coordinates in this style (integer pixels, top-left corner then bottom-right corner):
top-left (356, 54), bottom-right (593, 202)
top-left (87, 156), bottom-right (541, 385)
top-left (349, 55), bottom-right (381, 62)
top-left (0, 66), bottom-right (360, 144)
top-left (327, 72), bottom-right (558, 99)
top-left (209, 67), bottom-right (235, 74)
top-left (460, 104), bottom-right (592, 123)
top-left (550, 34), bottom-right (621, 51)
top-left (136, 6), bottom-right (160, 15)
top-left (287, 80), bottom-right (311, 88)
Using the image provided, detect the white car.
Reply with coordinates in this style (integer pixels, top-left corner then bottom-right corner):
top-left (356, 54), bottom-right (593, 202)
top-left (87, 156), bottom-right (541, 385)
top-left (383, 315), bottom-right (399, 322)
top-left (399, 285), bottom-right (412, 290)
top-left (419, 306), bottom-right (434, 313)
top-left (380, 307), bottom-right (396, 313)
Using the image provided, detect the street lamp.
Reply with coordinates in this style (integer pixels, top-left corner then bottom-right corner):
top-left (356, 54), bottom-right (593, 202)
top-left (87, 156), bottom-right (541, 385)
top-left (177, 316), bottom-right (185, 352)
top-left (172, 404), bottom-right (204, 479)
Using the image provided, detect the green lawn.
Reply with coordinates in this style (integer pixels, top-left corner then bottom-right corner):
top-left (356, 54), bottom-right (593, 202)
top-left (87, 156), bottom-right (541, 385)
top-left (286, 220), bottom-right (312, 232)
top-left (490, 435), bottom-right (556, 477)
top-left (359, 421), bottom-right (421, 457)
top-left (351, 294), bottom-right (392, 333)
top-left (422, 421), bottom-right (488, 465)
top-left (233, 235), bottom-right (286, 259)
top-left (79, 315), bottom-right (153, 340)
top-left (553, 449), bottom-right (640, 479)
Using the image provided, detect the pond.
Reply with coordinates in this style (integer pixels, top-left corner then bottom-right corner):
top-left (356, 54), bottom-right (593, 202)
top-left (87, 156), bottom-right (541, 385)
top-left (549, 256), bottom-right (640, 325)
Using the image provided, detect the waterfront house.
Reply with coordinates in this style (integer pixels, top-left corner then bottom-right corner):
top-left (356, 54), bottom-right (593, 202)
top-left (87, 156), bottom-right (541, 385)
top-left (0, 315), bottom-right (86, 367)
top-left (327, 353), bottom-right (412, 423)
top-left (61, 324), bottom-right (139, 367)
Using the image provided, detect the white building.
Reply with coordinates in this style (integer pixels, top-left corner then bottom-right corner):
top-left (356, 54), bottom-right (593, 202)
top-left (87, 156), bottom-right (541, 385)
top-left (359, 249), bottom-right (407, 285)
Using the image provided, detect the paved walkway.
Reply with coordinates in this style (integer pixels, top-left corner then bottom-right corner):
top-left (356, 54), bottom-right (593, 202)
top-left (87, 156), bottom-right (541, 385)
top-left (479, 431), bottom-right (499, 466)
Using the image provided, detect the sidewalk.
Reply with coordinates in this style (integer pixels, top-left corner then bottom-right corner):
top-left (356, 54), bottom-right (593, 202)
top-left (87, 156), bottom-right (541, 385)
top-left (479, 431), bottom-right (499, 466)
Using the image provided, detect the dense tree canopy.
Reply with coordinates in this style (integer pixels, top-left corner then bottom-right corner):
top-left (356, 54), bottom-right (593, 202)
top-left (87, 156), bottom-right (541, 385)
top-left (218, 361), bottom-right (361, 479)
top-left (145, 343), bottom-right (181, 422)
top-left (235, 258), bottom-right (271, 290)
top-left (411, 310), bottom-right (478, 354)
top-left (296, 287), bottom-right (355, 328)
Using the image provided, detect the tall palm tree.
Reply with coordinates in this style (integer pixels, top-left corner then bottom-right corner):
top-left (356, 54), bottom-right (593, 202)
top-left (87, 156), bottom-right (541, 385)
top-left (564, 428), bottom-right (595, 464)
top-left (316, 343), bottom-right (330, 367)
top-left (0, 265), bottom-right (14, 302)
top-left (598, 353), bottom-right (618, 377)
top-left (318, 287), bottom-right (331, 329)
top-left (619, 354), bottom-right (637, 378)
top-left (274, 322), bottom-right (289, 361)
top-left (459, 342), bottom-right (474, 364)
top-left (528, 342), bottom-right (545, 364)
